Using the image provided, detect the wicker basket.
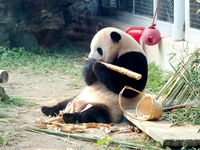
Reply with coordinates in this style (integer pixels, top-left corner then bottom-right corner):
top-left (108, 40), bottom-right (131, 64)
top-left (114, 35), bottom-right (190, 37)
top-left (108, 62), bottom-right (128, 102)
top-left (119, 86), bottom-right (163, 121)
top-left (136, 95), bottom-right (163, 120)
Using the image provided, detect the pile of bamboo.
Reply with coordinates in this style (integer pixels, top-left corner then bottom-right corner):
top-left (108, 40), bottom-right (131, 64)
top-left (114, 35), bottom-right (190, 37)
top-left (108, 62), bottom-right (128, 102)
top-left (156, 48), bottom-right (200, 108)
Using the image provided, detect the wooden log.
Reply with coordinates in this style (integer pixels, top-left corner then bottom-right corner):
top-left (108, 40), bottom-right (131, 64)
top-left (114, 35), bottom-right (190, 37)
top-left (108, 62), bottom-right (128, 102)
top-left (0, 86), bottom-right (10, 101)
top-left (0, 70), bottom-right (9, 83)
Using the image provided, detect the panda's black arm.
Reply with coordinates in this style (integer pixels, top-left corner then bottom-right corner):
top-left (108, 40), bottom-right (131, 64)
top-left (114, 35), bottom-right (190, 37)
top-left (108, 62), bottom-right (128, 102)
top-left (82, 59), bottom-right (98, 85)
top-left (93, 61), bottom-right (116, 91)
top-left (93, 52), bottom-right (148, 98)
top-left (113, 52), bottom-right (148, 98)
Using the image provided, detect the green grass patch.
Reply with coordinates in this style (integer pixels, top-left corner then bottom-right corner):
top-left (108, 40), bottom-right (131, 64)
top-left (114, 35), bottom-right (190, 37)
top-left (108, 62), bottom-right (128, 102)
top-left (0, 110), bottom-right (6, 118)
top-left (162, 102), bottom-right (200, 126)
top-left (146, 62), bottom-right (171, 94)
top-left (8, 96), bottom-right (24, 106)
top-left (0, 96), bottom-right (25, 107)
top-left (0, 131), bottom-right (13, 147)
top-left (0, 135), bottom-right (4, 146)
top-left (0, 46), bottom-right (86, 76)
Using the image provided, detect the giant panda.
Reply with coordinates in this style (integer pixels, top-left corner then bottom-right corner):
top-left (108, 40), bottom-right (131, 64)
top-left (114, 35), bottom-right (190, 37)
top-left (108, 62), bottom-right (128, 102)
top-left (41, 27), bottom-right (148, 123)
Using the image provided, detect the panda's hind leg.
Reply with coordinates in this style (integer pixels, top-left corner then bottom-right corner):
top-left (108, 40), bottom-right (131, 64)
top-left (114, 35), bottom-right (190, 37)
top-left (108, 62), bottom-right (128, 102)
top-left (41, 98), bottom-right (73, 116)
top-left (63, 104), bottom-right (111, 123)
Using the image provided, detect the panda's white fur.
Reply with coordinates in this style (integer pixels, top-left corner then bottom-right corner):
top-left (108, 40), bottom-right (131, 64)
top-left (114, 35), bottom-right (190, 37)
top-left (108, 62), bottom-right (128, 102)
top-left (41, 27), bottom-right (148, 123)
top-left (72, 82), bottom-right (143, 122)
top-left (89, 27), bottom-right (145, 63)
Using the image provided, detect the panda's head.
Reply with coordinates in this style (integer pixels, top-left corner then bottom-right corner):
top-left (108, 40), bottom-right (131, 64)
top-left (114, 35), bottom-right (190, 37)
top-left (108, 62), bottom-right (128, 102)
top-left (88, 27), bottom-right (144, 63)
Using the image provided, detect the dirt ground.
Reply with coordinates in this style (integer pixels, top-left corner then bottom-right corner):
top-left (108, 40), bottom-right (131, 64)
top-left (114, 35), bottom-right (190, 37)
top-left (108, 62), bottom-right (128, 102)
top-left (0, 72), bottom-right (146, 150)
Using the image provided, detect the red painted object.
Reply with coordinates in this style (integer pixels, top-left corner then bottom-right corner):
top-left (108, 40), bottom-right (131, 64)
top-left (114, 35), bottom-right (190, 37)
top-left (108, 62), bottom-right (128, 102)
top-left (124, 26), bottom-right (145, 44)
top-left (141, 26), bottom-right (161, 46)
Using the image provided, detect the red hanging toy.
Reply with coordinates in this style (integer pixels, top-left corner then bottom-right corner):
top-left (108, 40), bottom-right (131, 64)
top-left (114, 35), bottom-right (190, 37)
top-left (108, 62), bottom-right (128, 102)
top-left (124, 26), bottom-right (145, 44)
top-left (141, 0), bottom-right (161, 45)
top-left (125, 0), bottom-right (161, 46)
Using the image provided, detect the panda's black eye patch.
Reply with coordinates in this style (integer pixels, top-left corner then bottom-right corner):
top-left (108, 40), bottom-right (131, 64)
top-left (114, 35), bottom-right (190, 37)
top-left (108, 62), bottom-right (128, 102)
top-left (97, 47), bottom-right (103, 55)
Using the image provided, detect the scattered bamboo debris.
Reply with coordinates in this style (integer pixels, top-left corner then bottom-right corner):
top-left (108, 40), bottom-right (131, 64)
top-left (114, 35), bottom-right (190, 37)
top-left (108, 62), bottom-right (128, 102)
top-left (34, 117), bottom-right (139, 134)
top-left (25, 126), bottom-right (162, 150)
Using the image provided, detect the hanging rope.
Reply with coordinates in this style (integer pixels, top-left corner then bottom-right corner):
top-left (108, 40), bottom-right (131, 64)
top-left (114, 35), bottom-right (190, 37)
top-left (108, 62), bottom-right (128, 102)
top-left (151, 0), bottom-right (161, 28)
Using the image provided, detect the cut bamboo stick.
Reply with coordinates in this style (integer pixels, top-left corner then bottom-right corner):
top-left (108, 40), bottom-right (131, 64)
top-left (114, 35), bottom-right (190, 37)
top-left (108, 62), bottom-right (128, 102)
top-left (84, 58), bottom-right (142, 80)
top-left (163, 103), bottom-right (188, 112)
top-left (163, 80), bottom-right (185, 107)
top-left (100, 61), bottom-right (142, 80)
top-left (175, 84), bottom-right (191, 105)
top-left (155, 68), bottom-right (183, 100)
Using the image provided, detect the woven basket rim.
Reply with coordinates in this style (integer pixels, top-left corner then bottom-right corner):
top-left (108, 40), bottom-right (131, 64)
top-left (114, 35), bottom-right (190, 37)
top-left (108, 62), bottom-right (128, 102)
top-left (118, 86), bottom-right (163, 121)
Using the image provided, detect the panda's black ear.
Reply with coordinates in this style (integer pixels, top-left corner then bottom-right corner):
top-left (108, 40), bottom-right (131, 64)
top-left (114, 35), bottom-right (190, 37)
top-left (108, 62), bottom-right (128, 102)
top-left (110, 32), bottom-right (121, 42)
top-left (96, 23), bottom-right (103, 32)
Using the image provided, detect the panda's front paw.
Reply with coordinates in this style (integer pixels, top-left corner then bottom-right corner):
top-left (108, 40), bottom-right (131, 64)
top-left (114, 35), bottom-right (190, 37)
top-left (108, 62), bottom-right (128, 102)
top-left (83, 59), bottom-right (97, 75)
top-left (93, 61), bottom-right (107, 73)
top-left (82, 59), bottom-right (98, 85)
top-left (86, 58), bottom-right (97, 68)
top-left (63, 113), bottom-right (77, 123)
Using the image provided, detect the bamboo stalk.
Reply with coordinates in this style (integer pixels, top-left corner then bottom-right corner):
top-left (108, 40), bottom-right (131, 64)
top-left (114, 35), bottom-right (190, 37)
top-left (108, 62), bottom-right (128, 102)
top-left (161, 76), bottom-right (182, 105)
top-left (25, 126), bottom-right (162, 150)
top-left (159, 49), bottom-right (200, 108)
top-left (163, 80), bottom-right (185, 107)
top-left (187, 91), bottom-right (194, 100)
top-left (155, 68), bottom-right (183, 100)
top-left (163, 103), bottom-right (188, 112)
top-left (166, 80), bottom-right (185, 106)
top-left (175, 84), bottom-right (191, 105)
top-left (84, 58), bottom-right (142, 80)
top-left (100, 61), bottom-right (142, 80)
